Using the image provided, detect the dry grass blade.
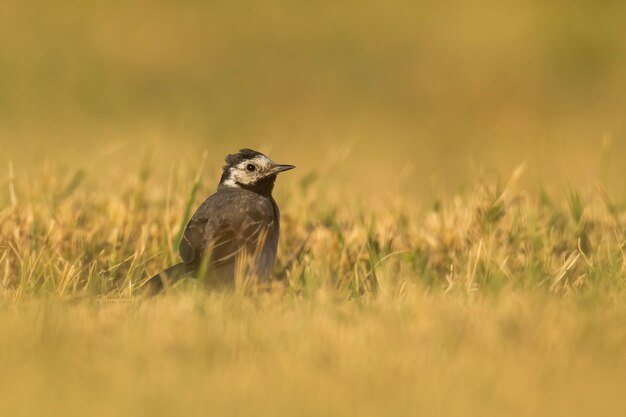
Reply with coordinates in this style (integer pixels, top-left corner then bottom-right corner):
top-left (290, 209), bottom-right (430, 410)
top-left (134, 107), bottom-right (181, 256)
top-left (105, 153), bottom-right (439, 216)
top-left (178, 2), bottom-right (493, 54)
top-left (173, 151), bottom-right (207, 252)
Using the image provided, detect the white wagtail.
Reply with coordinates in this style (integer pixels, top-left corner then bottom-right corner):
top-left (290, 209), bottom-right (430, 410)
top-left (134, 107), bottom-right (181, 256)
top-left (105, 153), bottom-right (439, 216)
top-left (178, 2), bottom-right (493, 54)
top-left (144, 149), bottom-right (295, 293)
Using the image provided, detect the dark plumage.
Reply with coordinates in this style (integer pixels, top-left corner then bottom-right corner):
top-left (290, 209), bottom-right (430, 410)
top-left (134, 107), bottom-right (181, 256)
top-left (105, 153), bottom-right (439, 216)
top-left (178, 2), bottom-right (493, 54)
top-left (143, 149), bottom-right (294, 294)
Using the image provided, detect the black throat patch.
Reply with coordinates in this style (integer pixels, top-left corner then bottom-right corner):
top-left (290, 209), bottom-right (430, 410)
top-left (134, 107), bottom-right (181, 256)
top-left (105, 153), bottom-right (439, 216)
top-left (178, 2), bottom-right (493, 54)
top-left (237, 174), bottom-right (277, 196)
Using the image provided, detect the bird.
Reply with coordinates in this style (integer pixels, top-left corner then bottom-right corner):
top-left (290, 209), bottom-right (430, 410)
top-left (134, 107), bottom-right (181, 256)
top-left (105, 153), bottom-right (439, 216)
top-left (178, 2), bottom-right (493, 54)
top-left (143, 148), bottom-right (295, 294)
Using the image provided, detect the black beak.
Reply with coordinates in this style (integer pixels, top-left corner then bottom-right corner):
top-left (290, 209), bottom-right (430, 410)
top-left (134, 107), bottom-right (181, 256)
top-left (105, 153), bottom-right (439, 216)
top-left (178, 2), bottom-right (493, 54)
top-left (271, 164), bottom-right (296, 174)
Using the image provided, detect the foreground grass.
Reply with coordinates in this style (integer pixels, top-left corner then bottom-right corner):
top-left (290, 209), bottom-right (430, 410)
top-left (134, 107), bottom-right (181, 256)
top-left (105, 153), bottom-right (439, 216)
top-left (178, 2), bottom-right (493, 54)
top-left (1, 292), bottom-right (625, 417)
top-left (1, 160), bottom-right (626, 416)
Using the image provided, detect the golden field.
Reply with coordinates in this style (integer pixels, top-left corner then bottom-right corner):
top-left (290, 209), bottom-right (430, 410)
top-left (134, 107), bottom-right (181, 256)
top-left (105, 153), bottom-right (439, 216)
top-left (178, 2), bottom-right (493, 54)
top-left (1, 1), bottom-right (626, 416)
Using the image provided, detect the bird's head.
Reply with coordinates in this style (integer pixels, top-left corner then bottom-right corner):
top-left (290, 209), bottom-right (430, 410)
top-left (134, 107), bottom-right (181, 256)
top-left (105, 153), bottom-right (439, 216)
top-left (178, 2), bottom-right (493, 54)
top-left (219, 149), bottom-right (295, 195)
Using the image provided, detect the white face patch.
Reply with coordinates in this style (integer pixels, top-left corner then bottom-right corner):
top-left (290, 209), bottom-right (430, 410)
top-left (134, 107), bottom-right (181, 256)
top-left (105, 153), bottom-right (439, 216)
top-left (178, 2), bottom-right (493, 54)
top-left (222, 177), bottom-right (240, 188)
top-left (228, 155), bottom-right (275, 186)
top-left (239, 155), bottom-right (272, 170)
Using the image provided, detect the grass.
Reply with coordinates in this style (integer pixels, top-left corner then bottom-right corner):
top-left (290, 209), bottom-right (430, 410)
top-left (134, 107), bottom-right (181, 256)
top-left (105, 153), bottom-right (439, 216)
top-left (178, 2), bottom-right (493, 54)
top-left (2, 0), bottom-right (626, 415)
top-left (4, 155), bottom-right (625, 300)
top-left (1, 152), bottom-right (626, 417)
top-left (1, 293), bottom-right (625, 417)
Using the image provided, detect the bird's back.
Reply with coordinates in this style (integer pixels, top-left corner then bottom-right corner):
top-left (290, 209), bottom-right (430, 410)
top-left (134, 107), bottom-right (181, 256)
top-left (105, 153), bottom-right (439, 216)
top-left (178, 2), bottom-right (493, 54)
top-left (180, 187), bottom-right (280, 282)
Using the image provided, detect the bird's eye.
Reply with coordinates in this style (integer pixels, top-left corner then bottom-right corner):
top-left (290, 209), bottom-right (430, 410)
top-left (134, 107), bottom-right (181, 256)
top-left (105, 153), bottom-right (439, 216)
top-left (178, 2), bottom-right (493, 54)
top-left (246, 164), bottom-right (256, 172)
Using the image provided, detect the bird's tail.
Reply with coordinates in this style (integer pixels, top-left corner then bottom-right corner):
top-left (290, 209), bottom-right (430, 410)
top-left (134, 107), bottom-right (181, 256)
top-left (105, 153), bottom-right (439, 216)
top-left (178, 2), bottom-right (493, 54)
top-left (141, 263), bottom-right (195, 296)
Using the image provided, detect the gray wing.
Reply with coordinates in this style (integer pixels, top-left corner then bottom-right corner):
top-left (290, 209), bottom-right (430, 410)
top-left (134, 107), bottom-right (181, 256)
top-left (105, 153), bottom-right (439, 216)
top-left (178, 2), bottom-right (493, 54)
top-left (179, 196), bottom-right (213, 265)
top-left (179, 190), bottom-right (278, 272)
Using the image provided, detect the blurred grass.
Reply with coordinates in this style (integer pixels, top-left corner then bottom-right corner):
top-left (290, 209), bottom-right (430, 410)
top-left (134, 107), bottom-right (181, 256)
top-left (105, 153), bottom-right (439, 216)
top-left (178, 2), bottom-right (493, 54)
top-left (2, 294), bottom-right (626, 417)
top-left (1, 0), bottom-right (626, 193)
top-left (1, 1), bottom-right (626, 416)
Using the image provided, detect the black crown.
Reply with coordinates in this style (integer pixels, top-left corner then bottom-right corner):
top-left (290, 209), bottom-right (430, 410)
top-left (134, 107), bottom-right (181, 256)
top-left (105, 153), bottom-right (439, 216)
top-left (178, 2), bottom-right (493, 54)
top-left (224, 149), bottom-right (264, 167)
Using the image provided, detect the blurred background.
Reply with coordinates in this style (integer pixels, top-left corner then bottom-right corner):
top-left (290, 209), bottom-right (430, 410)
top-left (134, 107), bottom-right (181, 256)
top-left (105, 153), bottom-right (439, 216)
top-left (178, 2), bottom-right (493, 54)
top-left (1, 0), bottom-right (625, 200)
